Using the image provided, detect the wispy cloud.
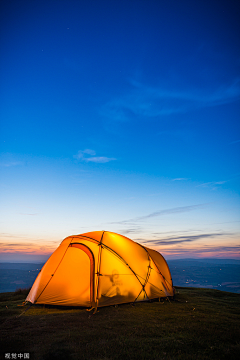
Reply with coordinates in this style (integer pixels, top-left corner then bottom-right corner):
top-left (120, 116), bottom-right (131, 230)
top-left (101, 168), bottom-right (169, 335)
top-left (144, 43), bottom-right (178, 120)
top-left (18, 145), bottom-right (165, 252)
top-left (118, 227), bottom-right (143, 235)
top-left (196, 181), bottom-right (227, 189)
top-left (160, 244), bottom-right (240, 259)
top-left (172, 178), bottom-right (189, 181)
top-left (74, 149), bottom-right (116, 163)
top-left (0, 238), bottom-right (59, 254)
top-left (0, 153), bottom-right (25, 167)
top-left (102, 78), bottom-right (240, 121)
top-left (19, 213), bottom-right (37, 216)
top-left (192, 245), bottom-right (240, 253)
top-left (0, 161), bottom-right (24, 167)
top-left (230, 139), bottom-right (240, 144)
top-left (0, 233), bottom-right (26, 239)
top-left (86, 156), bottom-right (116, 163)
top-left (139, 232), bottom-right (231, 246)
top-left (111, 204), bottom-right (207, 225)
top-left (0, 242), bottom-right (34, 247)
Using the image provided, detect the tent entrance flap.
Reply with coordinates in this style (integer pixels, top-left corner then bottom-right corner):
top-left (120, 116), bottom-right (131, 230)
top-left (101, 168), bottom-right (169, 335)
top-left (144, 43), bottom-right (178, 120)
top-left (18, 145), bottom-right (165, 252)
top-left (69, 243), bottom-right (95, 306)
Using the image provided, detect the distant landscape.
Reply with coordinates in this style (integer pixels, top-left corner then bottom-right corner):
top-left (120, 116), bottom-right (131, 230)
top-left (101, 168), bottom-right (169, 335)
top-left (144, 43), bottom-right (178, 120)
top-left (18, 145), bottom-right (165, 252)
top-left (168, 259), bottom-right (240, 294)
top-left (1, 258), bottom-right (240, 294)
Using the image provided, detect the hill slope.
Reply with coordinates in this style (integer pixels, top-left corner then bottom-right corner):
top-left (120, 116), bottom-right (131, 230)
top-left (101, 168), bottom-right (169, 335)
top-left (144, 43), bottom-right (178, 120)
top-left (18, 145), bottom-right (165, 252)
top-left (0, 287), bottom-right (239, 360)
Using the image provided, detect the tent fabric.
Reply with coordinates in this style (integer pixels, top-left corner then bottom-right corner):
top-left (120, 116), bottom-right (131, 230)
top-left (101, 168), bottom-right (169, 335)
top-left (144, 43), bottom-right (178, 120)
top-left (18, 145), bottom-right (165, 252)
top-left (26, 231), bottom-right (174, 308)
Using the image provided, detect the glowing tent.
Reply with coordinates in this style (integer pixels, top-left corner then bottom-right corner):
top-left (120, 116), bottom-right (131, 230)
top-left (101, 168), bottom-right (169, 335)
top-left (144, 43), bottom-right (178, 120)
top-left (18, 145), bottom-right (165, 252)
top-left (26, 231), bottom-right (174, 309)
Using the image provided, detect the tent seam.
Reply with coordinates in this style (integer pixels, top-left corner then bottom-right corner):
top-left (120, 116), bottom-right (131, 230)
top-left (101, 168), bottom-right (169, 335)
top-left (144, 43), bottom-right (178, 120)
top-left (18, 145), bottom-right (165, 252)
top-left (34, 239), bottom-right (71, 303)
top-left (133, 245), bottom-right (152, 302)
top-left (100, 242), bottom-right (145, 289)
top-left (95, 231), bottom-right (105, 308)
top-left (144, 249), bottom-right (172, 291)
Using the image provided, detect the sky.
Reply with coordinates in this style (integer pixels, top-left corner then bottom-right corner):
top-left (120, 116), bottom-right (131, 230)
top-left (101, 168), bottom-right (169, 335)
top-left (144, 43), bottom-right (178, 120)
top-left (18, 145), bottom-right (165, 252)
top-left (0, 0), bottom-right (240, 262)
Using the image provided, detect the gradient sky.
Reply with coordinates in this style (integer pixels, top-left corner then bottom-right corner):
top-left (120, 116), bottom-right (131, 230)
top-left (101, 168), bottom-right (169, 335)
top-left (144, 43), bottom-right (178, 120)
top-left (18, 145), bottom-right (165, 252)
top-left (0, 0), bottom-right (240, 262)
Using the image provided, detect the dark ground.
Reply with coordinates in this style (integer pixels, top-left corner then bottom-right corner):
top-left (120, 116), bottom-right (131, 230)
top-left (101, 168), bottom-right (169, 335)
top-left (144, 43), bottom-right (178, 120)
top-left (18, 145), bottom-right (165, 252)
top-left (0, 287), bottom-right (239, 360)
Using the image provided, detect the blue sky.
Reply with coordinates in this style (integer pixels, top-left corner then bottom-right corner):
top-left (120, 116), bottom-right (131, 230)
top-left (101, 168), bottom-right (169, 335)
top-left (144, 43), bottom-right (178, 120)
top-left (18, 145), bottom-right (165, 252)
top-left (0, 0), bottom-right (239, 261)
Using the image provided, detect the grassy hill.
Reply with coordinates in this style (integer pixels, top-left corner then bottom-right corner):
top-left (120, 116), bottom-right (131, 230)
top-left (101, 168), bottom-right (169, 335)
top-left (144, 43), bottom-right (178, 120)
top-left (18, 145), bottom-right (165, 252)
top-left (0, 287), bottom-right (239, 360)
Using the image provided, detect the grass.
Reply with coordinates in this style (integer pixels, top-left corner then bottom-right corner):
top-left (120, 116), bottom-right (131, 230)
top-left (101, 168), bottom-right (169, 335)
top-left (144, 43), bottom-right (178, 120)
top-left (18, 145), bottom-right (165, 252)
top-left (0, 287), bottom-right (239, 360)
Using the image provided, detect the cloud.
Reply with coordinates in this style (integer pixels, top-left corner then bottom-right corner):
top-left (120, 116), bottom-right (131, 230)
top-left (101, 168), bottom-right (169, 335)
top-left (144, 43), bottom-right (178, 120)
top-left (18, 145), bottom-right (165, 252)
top-left (194, 245), bottom-right (240, 253)
top-left (230, 139), bottom-right (240, 144)
top-left (74, 149), bottom-right (116, 163)
top-left (86, 156), bottom-right (116, 163)
top-left (102, 78), bottom-right (240, 121)
top-left (0, 161), bottom-right (24, 167)
top-left (0, 243), bottom-right (34, 247)
top-left (160, 244), bottom-right (240, 259)
top-left (0, 153), bottom-right (25, 167)
top-left (117, 226), bottom-right (143, 235)
top-left (0, 233), bottom-right (26, 239)
top-left (172, 178), bottom-right (189, 181)
top-left (112, 204), bottom-right (207, 225)
top-left (196, 181), bottom-right (227, 188)
top-left (82, 149), bottom-right (96, 156)
top-left (19, 213), bottom-right (37, 216)
top-left (139, 232), bottom-right (231, 246)
top-left (74, 149), bottom-right (95, 160)
top-left (0, 239), bottom-right (58, 254)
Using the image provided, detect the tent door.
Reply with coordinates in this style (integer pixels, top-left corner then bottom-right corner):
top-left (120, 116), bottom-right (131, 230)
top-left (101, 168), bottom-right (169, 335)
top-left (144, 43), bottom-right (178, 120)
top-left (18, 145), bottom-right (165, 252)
top-left (69, 243), bottom-right (95, 306)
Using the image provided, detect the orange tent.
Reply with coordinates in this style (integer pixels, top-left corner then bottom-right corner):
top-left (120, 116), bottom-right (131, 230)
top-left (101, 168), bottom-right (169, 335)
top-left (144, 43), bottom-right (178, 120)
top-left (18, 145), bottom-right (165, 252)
top-left (26, 231), bottom-right (174, 309)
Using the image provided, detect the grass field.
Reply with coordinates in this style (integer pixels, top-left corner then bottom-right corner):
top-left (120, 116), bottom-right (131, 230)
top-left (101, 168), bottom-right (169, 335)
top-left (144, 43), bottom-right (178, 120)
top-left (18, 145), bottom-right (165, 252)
top-left (0, 287), bottom-right (239, 360)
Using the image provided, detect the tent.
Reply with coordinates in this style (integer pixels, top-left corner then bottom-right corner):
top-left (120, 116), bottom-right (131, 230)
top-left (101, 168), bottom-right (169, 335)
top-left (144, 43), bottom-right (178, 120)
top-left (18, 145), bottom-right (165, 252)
top-left (26, 231), bottom-right (174, 309)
